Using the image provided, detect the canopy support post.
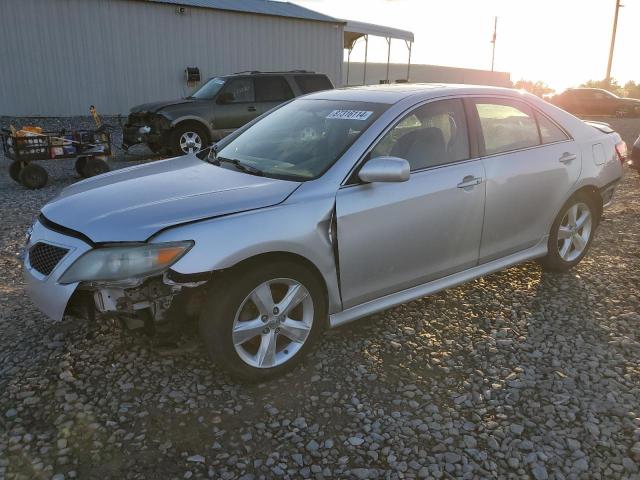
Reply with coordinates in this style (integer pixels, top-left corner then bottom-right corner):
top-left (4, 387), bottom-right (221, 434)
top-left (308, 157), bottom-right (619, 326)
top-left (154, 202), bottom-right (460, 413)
top-left (346, 46), bottom-right (352, 86)
top-left (363, 35), bottom-right (368, 86)
top-left (385, 37), bottom-right (391, 83)
top-left (406, 40), bottom-right (412, 81)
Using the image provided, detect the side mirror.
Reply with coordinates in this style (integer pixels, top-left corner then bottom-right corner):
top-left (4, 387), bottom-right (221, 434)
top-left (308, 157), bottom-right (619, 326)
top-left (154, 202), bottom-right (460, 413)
top-left (217, 92), bottom-right (235, 104)
top-left (358, 156), bottom-right (410, 183)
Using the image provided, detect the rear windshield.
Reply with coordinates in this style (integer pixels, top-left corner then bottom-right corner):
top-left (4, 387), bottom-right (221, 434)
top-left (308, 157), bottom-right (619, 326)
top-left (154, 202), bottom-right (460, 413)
top-left (216, 99), bottom-right (387, 181)
top-left (294, 75), bottom-right (333, 94)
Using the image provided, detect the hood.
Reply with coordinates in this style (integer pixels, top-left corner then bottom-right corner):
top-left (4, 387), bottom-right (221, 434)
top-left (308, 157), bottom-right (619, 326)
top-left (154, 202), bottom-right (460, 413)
top-left (621, 98), bottom-right (640, 105)
top-left (130, 99), bottom-right (196, 114)
top-left (41, 156), bottom-right (301, 243)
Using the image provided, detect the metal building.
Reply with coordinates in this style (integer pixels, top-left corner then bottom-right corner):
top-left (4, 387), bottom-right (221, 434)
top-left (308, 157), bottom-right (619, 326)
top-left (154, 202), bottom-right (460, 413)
top-left (0, 0), bottom-right (346, 116)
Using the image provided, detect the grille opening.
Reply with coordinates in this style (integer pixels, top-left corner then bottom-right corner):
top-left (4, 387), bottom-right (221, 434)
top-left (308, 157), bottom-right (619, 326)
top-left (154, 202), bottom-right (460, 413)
top-left (29, 242), bottom-right (69, 276)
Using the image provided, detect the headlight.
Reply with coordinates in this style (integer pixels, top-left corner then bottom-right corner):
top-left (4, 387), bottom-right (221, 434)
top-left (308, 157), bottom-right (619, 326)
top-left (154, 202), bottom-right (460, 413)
top-left (59, 241), bottom-right (193, 284)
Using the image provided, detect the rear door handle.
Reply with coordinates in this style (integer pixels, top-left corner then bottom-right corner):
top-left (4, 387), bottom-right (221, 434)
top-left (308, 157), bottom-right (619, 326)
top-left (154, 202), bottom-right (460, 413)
top-left (559, 152), bottom-right (577, 164)
top-left (248, 106), bottom-right (257, 112)
top-left (457, 176), bottom-right (483, 189)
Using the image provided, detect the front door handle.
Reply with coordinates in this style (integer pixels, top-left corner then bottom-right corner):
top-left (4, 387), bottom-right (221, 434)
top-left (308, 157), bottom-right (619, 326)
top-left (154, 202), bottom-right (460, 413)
top-left (559, 152), bottom-right (577, 164)
top-left (248, 106), bottom-right (257, 112)
top-left (457, 175), bottom-right (483, 189)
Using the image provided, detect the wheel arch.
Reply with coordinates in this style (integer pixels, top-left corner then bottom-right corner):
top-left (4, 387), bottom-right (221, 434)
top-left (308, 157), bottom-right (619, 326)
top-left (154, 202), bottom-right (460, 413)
top-left (170, 117), bottom-right (214, 140)
top-left (216, 251), bottom-right (332, 327)
top-left (570, 184), bottom-right (603, 223)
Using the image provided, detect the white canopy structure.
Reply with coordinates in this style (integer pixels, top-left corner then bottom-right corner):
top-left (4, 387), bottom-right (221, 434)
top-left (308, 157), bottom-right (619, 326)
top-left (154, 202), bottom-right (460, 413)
top-left (343, 20), bottom-right (414, 86)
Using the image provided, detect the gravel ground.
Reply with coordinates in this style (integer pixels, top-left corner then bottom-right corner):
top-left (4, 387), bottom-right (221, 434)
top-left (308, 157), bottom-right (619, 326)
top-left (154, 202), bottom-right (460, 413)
top-left (0, 117), bottom-right (639, 480)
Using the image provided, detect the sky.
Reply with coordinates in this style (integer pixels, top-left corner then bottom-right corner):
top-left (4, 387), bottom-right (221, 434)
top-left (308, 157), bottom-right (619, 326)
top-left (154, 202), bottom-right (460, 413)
top-left (297, 0), bottom-right (638, 92)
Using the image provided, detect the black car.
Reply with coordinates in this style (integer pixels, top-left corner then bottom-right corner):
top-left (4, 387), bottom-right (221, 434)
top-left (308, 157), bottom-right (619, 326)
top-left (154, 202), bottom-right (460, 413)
top-left (123, 71), bottom-right (334, 155)
top-left (629, 134), bottom-right (640, 173)
top-left (550, 88), bottom-right (640, 118)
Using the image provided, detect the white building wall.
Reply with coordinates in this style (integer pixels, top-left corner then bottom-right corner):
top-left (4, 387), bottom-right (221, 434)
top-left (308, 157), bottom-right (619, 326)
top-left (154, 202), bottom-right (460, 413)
top-left (0, 0), bottom-right (344, 116)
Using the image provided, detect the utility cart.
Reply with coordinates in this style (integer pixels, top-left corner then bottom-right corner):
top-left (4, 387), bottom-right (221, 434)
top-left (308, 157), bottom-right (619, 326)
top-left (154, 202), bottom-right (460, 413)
top-left (1, 126), bottom-right (111, 189)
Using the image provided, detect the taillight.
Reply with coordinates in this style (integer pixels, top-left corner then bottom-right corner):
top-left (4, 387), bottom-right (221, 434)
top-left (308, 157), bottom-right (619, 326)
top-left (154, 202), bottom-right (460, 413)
top-left (615, 141), bottom-right (627, 163)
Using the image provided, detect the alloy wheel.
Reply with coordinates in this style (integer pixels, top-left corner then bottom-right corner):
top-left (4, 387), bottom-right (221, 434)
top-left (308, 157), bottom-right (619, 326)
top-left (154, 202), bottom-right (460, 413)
top-left (232, 278), bottom-right (314, 369)
top-left (179, 131), bottom-right (203, 154)
top-left (557, 201), bottom-right (592, 262)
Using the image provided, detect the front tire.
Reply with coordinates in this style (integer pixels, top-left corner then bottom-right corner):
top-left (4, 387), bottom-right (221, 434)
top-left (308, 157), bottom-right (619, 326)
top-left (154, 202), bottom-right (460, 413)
top-left (199, 260), bottom-right (326, 382)
top-left (538, 193), bottom-right (597, 272)
top-left (169, 123), bottom-right (209, 157)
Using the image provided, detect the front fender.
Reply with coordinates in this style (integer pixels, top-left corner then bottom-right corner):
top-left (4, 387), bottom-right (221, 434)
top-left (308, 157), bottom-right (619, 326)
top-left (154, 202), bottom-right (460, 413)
top-left (169, 115), bottom-right (215, 139)
top-left (150, 197), bottom-right (342, 314)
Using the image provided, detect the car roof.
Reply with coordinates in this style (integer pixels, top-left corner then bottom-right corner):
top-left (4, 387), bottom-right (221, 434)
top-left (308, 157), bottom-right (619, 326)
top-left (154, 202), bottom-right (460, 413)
top-left (223, 71), bottom-right (325, 78)
top-left (303, 83), bottom-right (524, 105)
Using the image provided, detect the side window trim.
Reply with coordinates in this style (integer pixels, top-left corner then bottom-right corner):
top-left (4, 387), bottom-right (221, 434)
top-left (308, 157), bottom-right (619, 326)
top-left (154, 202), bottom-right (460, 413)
top-left (470, 96), bottom-right (547, 157)
top-left (533, 109), bottom-right (572, 144)
top-left (220, 77), bottom-right (255, 104)
top-left (342, 96), bottom-right (476, 186)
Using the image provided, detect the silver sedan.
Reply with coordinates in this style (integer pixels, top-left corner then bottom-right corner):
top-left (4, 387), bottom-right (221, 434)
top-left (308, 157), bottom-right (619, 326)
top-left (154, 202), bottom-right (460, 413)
top-left (24, 84), bottom-right (625, 381)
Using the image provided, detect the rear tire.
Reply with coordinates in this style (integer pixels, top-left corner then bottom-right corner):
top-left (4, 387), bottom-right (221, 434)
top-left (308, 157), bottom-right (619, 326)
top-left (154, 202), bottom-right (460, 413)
top-left (9, 160), bottom-right (26, 182)
top-left (75, 156), bottom-right (88, 177)
top-left (199, 260), bottom-right (326, 382)
top-left (19, 163), bottom-right (48, 189)
top-left (538, 192), bottom-right (597, 272)
top-left (82, 157), bottom-right (110, 177)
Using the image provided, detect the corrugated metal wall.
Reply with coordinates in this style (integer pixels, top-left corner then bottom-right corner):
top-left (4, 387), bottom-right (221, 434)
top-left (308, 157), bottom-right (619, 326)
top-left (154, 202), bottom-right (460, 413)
top-left (344, 62), bottom-right (512, 88)
top-left (0, 0), bottom-right (343, 116)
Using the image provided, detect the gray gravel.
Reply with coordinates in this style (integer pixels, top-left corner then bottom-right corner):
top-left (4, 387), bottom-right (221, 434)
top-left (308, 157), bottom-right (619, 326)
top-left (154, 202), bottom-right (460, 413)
top-left (1, 116), bottom-right (639, 480)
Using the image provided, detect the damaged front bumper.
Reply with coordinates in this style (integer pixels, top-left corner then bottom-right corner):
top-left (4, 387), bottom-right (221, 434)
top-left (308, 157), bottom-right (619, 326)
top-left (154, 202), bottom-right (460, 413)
top-left (122, 113), bottom-right (170, 149)
top-left (24, 220), bottom-right (207, 332)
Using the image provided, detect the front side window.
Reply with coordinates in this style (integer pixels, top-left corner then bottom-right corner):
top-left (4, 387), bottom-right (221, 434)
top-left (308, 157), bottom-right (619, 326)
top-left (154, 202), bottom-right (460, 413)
top-left (221, 78), bottom-right (254, 103)
top-left (475, 101), bottom-right (540, 155)
top-left (216, 99), bottom-right (387, 180)
top-left (536, 111), bottom-right (569, 144)
top-left (255, 76), bottom-right (294, 102)
top-left (189, 77), bottom-right (226, 99)
top-left (371, 99), bottom-right (469, 171)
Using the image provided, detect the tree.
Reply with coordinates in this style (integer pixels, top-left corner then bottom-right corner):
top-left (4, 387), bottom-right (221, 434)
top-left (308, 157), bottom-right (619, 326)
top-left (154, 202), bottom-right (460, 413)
top-left (579, 78), bottom-right (624, 96)
top-left (623, 81), bottom-right (640, 99)
top-left (514, 80), bottom-right (555, 98)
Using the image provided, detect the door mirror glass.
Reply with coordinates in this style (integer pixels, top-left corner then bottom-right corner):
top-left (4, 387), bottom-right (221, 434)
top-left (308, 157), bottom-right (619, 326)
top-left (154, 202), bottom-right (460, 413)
top-left (358, 156), bottom-right (410, 183)
top-left (217, 92), bottom-right (235, 104)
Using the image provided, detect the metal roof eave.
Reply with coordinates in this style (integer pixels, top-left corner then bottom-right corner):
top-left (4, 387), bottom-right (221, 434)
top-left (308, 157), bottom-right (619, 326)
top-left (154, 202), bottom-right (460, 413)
top-left (144, 0), bottom-right (344, 24)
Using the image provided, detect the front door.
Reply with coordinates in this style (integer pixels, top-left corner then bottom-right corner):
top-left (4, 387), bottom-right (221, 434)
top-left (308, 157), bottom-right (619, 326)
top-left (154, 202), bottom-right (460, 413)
top-left (335, 98), bottom-right (486, 308)
top-left (471, 98), bottom-right (581, 262)
top-left (213, 77), bottom-right (259, 132)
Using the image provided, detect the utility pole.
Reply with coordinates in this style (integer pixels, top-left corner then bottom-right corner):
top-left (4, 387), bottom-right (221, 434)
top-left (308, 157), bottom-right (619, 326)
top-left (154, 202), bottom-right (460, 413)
top-left (490, 17), bottom-right (497, 72)
top-left (605, 0), bottom-right (622, 85)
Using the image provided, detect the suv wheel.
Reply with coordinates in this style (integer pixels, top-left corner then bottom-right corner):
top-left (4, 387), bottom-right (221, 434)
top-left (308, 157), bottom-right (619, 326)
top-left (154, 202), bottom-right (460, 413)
top-left (539, 193), bottom-right (596, 272)
top-left (170, 123), bottom-right (209, 156)
top-left (199, 260), bottom-right (326, 382)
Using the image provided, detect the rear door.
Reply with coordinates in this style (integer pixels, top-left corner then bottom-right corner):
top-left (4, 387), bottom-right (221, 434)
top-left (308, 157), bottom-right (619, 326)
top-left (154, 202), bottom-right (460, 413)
top-left (213, 77), bottom-right (258, 131)
top-left (254, 76), bottom-right (295, 114)
top-left (471, 97), bottom-right (580, 263)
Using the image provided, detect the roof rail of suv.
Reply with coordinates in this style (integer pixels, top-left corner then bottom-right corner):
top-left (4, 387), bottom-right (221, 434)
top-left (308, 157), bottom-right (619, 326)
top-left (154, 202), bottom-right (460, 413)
top-left (231, 70), bottom-right (316, 75)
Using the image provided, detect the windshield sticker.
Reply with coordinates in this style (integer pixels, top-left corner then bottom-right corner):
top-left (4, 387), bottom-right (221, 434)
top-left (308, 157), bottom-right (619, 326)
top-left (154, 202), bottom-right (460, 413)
top-left (326, 110), bottom-right (373, 121)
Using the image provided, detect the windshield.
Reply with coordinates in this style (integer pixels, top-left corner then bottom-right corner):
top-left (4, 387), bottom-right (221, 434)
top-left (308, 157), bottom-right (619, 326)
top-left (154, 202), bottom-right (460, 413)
top-left (216, 99), bottom-right (388, 180)
top-left (189, 77), bottom-right (226, 99)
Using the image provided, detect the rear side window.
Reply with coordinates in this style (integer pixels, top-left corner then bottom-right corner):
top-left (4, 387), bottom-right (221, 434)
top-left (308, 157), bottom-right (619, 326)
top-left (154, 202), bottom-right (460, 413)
top-left (475, 101), bottom-right (540, 155)
top-left (294, 75), bottom-right (333, 94)
top-left (255, 76), bottom-right (294, 102)
top-left (371, 99), bottom-right (469, 171)
top-left (535, 112), bottom-right (569, 144)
